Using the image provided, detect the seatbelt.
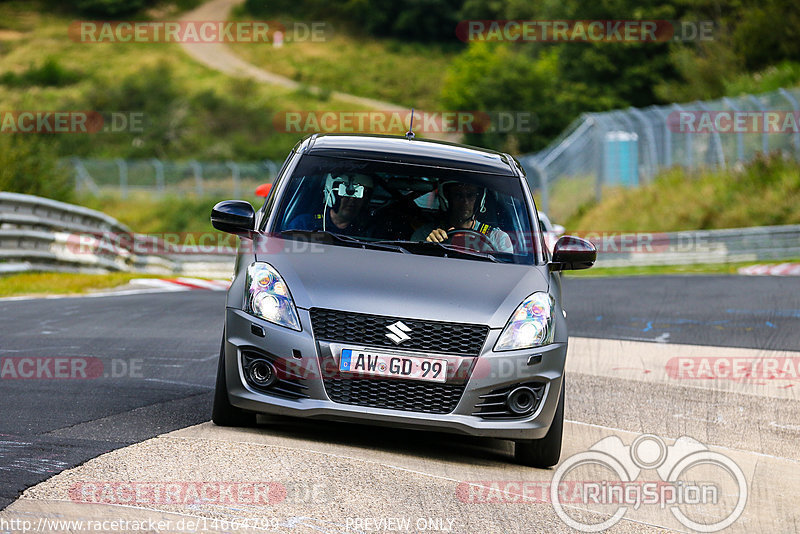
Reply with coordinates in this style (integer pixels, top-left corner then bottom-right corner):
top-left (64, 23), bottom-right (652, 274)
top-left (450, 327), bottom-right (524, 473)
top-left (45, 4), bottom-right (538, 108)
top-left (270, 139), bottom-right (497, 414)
top-left (471, 220), bottom-right (492, 235)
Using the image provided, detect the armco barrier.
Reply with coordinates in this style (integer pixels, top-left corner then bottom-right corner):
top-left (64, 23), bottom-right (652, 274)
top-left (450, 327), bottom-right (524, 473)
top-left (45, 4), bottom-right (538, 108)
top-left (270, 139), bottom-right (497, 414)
top-left (593, 225), bottom-right (800, 267)
top-left (0, 192), bottom-right (234, 277)
top-left (2, 193), bottom-right (798, 273)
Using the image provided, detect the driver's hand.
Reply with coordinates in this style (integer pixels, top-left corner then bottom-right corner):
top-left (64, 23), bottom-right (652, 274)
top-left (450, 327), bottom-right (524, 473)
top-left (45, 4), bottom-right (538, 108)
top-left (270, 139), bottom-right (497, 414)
top-left (426, 227), bottom-right (454, 243)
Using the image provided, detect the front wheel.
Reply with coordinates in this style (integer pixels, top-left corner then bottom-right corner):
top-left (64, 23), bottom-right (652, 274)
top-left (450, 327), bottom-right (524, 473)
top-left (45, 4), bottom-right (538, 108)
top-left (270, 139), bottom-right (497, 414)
top-left (212, 335), bottom-right (256, 427)
top-left (514, 379), bottom-right (564, 468)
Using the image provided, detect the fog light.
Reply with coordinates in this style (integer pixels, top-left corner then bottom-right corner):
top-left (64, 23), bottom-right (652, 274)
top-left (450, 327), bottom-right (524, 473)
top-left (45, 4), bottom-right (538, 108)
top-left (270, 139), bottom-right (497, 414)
top-left (507, 386), bottom-right (537, 415)
top-left (247, 359), bottom-right (276, 387)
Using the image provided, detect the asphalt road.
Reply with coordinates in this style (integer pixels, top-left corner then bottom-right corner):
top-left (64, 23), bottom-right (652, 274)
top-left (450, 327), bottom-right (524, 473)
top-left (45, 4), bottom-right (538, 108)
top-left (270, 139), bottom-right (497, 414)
top-left (563, 274), bottom-right (800, 350)
top-left (0, 274), bottom-right (797, 510)
top-left (0, 292), bottom-right (224, 509)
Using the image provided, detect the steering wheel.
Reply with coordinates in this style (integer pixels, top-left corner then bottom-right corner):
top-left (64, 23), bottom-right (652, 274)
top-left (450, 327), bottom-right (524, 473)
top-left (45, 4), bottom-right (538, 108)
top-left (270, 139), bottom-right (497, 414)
top-left (446, 229), bottom-right (496, 252)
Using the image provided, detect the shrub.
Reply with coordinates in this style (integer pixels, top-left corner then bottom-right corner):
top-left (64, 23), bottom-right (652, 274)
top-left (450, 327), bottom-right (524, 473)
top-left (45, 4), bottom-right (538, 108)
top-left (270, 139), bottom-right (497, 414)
top-left (0, 136), bottom-right (73, 202)
top-left (0, 58), bottom-right (81, 87)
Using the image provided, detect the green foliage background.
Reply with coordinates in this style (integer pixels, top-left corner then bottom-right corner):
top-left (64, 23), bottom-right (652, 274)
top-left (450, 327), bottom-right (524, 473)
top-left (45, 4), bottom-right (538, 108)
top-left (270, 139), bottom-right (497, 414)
top-left (2, 0), bottom-right (799, 232)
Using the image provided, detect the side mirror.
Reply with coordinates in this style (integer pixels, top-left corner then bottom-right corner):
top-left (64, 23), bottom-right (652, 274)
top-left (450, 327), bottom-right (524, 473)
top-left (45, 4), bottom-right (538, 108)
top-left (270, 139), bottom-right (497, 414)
top-left (550, 235), bottom-right (596, 271)
top-left (211, 200), bottom-right (255, 236)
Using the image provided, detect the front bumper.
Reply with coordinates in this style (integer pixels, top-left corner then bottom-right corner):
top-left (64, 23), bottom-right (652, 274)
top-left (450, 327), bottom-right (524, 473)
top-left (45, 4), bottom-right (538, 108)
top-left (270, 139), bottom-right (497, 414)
top-left (224, 308), bottom-right (566, 441)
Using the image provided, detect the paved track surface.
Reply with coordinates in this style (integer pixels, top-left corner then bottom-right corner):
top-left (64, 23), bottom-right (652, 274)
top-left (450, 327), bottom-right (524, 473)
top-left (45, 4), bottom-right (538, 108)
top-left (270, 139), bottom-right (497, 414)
top-left (1, 276), bottom-right (798, 531)
top-left (0, 292), bottom-right (223, 509)
top-left (563, 274), bottom-right (800, 350)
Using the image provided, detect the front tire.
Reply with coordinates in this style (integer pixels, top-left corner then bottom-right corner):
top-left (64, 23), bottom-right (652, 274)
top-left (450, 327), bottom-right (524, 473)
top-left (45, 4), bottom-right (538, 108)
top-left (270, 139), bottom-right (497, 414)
top-left (514, 379), bottom-right (564, 468)
top-left (212, 335), bottom-right (256, 427)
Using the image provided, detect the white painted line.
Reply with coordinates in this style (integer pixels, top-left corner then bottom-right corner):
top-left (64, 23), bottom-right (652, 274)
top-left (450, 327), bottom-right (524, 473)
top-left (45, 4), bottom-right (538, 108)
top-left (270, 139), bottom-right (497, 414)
top-left (769, 421), bottom-right (800, 432)
top-left (175, 277), bottom-right (231, 290)
top-left (128, 279), bottom-right (190, 291)
top-left (0, 278), bottom-right (231, 301)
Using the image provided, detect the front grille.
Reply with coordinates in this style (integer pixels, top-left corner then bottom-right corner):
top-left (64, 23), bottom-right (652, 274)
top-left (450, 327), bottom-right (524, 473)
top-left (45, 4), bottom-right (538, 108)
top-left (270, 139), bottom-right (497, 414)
top-left (473, 382), bottom-right (546, 419)
top-left (310, 308), bottom-right (488, 356)
top-left (323, 378), bottom-right (465, 414)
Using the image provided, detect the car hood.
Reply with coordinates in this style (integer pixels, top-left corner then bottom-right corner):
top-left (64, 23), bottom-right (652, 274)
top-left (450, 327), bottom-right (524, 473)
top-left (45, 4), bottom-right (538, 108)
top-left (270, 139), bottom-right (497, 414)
top-left (255, 236), bottom-right (550, 329)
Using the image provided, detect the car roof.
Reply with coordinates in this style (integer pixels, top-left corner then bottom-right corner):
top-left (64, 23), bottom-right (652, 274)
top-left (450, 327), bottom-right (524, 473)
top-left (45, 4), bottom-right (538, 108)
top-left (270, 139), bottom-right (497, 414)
top-left (298, 133), bottom-right (521, 176)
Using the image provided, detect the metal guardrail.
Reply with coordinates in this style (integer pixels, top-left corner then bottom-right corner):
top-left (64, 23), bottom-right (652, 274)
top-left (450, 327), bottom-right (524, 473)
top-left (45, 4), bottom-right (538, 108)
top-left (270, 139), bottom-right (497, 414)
top-left (0, 192), bottom-right (234, 277)
top-left (592, 225), bottom-right (800, 267)
top-left (2, 193), bottom-right (797, 273)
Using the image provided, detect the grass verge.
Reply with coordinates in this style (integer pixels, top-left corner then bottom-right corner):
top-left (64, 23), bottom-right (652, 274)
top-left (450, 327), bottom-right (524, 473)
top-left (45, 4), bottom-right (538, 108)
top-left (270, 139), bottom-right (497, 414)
top-left (76, 193), bottom-right (263, 233)
top-left (565, 259), bottom-right (800, 278)
top-left (0, 1), bottom-right (371, 162)
top-left (227, 12), bottom-right (454, 110)
top-left (563, 154), bottom-right (800, 232)
top-left (0, 272), bottom-right (164, 297)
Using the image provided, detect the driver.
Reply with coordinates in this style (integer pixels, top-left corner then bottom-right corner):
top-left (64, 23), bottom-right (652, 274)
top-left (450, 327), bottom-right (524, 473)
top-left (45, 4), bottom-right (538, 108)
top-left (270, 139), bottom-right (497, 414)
top-left (411, 181), bottom-right (513, 253)
top-left (287, 173), bottom-right (374, 236)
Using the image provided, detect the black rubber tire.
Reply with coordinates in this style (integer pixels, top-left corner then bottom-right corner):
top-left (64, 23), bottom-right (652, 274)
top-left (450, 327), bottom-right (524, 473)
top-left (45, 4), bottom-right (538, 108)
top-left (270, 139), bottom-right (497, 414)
top-left (211, 335), bottom-right (256, 427)
top-left (514, 379), bottom-right (565, 468)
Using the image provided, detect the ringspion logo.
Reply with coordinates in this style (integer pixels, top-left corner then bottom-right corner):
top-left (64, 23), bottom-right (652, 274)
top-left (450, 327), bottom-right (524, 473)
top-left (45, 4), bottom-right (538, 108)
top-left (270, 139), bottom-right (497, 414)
top-left (551, 434), bottom-right (747, 532)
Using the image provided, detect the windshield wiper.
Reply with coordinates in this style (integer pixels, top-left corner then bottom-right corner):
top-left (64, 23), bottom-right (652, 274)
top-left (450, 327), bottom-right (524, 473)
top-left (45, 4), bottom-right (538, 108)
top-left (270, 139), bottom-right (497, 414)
top-left (373, 239), bottom-right (500, 263)
top-left (280, 230), bottom-right (408, 254)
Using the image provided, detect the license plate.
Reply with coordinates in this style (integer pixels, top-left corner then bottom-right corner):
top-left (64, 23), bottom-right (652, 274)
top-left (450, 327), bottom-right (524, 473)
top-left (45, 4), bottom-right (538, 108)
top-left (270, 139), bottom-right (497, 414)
top-left (339, 349), bottom-right (447, 383)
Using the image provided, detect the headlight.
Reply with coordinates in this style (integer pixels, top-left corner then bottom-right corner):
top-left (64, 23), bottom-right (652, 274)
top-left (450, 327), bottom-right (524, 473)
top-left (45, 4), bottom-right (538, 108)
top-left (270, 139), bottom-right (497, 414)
top-left (245, 262), bottom-right (301, 331)
top-left (494, 292), bottom-right (555, 351)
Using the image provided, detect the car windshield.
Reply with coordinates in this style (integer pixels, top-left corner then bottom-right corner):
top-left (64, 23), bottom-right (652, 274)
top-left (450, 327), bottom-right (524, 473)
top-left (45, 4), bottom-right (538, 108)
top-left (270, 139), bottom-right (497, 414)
top-left (268, 154), bottom-right (542, 264)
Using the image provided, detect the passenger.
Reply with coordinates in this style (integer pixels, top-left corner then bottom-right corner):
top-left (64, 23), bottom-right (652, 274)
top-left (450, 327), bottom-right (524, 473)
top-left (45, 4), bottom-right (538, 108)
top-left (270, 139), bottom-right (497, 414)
top-left (412, 181), bottom-right (513, 253)
top-left (287, 174), bottom-right (373, 236)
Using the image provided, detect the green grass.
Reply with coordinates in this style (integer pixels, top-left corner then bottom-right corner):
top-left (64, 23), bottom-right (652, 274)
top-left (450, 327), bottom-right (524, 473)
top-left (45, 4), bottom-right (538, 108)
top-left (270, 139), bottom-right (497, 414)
top-left (724, 61), bottom-right (800, 96)
top-left (227, 12), bottom-right (455, 110)
top-left (563, 154), bottom-right (800, 232)
top-left (565, 258), bottom-right (800, 277)
top-left (534, 175), bottom-right (597, 225)
top-left (0, 1), bottom-right (373, 161)
top-left (0, 272), bottom-right (163, 297)
top-left (76, 193), bottom-right (263, 233)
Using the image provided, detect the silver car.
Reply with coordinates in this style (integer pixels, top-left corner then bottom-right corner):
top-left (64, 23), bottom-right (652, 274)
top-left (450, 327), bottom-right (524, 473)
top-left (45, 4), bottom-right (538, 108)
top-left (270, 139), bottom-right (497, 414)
top-left (210, 134), bottom-right (596, 467)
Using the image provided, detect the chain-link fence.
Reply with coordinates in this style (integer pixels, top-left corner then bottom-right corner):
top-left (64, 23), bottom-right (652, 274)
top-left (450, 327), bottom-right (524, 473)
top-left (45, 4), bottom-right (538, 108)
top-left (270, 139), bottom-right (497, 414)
top-left (67, 158), bottom-right (282, 198)
top-left (67, 87), bottom-right (800, 209)
top-left (519, 87), bottom-right (800, 219)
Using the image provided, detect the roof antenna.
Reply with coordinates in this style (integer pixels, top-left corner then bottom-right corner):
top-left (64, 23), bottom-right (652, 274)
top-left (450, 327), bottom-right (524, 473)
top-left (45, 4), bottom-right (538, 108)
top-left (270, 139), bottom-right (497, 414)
top-left (405, 108), bottom-right (415, 139)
